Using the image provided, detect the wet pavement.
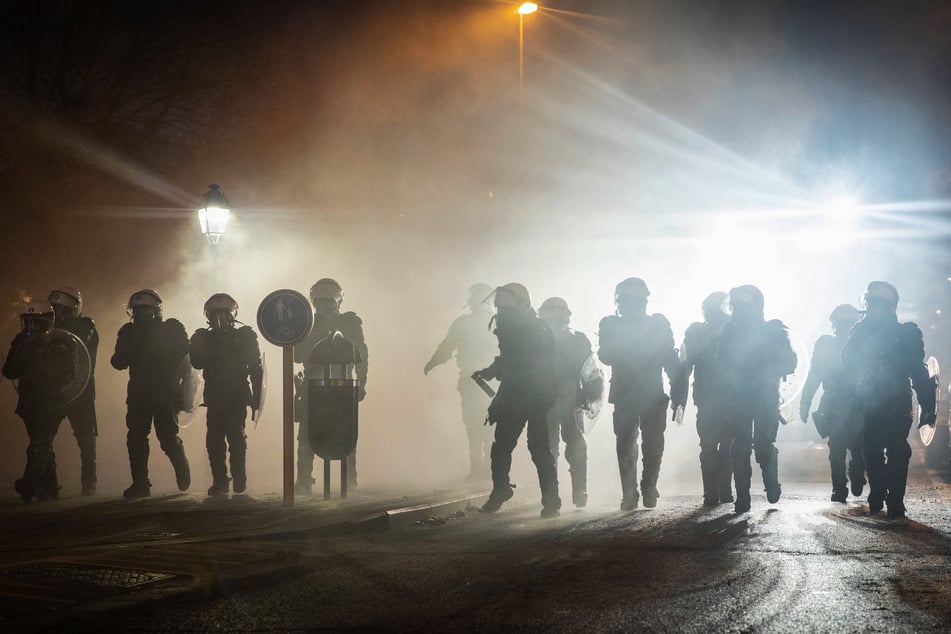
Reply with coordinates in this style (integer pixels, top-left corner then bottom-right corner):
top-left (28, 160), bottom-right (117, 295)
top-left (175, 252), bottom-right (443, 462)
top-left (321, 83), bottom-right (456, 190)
top-left (2, 443), bottom-right (951, 632)
top-left (0, 484), bottom-right (489, 627)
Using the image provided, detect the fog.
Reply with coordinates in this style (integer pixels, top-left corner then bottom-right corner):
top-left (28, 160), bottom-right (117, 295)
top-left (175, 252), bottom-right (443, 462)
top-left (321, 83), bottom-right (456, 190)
top-left (1, 0), bottom-right (949, 501)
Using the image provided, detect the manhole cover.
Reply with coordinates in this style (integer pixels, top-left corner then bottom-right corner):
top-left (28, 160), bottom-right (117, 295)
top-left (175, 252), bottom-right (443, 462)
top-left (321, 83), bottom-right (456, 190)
top-left (3, 563), bottom-right (174, 588)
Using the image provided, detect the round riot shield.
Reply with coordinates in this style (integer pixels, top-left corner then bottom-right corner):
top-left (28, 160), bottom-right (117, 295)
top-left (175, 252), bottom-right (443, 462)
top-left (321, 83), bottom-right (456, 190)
top-left (10, 328), bottom-right (91, 410)
top-left (575, 353), bottom-right (605, 434)
top-left (918, 356), bottom-right (941, 446)
top-left (174, 354), bottom-right (204, 429)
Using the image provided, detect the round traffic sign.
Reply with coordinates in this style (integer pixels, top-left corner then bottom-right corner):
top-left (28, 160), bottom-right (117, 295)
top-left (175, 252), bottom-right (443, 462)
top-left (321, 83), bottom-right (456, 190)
top-left (256, 289), bottom-right (314, 347)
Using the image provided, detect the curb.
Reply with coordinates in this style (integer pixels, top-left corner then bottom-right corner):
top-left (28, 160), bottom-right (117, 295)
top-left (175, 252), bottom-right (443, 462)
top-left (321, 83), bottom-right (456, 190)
top-left (381, 493), bottom-right (490, 531)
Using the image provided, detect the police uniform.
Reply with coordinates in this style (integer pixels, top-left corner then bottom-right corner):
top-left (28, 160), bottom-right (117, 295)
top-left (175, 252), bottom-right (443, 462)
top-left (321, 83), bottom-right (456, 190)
top-left (426, 309), bottom-right (497, 479)
top-left (676, 318), bottom-right (733, 505)
top-left (294, 310), bottom-right (367, 488)
top-left (717, 317), bottom-right (796, 511)
top-left (3, 331), bottom-right (70, 500)
top-left (190, 325), bottom-right (263, 493)
top-left (111, 317), bottom-right (191, 493)
top-left (598, 312), bottom-right (679, 509)
top-left (842, 317), bottom-right (934, 516)
top-left (800, 333), bottom-right (865, 500)
top-left (56, 313), bottom-right (99, 494)
top-left (483, 311), bottom-right (560, 513)
top-left (547, 327), bottom-right (592, 506)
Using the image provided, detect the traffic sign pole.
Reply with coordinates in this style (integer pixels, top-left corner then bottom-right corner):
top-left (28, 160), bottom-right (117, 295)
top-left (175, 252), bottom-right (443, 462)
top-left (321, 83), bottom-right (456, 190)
top-left (283, 345), bottom-right (294, 507)
top-left (256, 289), bottom-right (314, 510)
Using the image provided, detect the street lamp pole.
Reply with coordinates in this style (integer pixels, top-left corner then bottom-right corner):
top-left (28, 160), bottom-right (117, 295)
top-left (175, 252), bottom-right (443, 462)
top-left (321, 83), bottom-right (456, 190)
top-left (517, 3), bottom-right (538, 96)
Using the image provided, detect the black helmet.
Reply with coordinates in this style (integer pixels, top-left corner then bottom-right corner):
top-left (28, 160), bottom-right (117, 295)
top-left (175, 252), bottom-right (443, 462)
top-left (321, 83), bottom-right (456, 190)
top-left (829, 304), bottom-right (861, 324)
top-left (701, 291), bottom-right (729, 321)
top-left (863, 281), bottom-right (899, 310)
top-left (615, 277), bottom-right (650, 301)
top-left (729, 285), bottom-right (763, 310)
top-left (309, 278), bottom-right (343, 308)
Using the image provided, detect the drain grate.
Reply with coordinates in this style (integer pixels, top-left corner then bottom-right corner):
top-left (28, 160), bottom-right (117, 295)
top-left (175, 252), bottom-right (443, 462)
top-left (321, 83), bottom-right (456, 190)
top-left (2, 563), bottom-right (174, 588)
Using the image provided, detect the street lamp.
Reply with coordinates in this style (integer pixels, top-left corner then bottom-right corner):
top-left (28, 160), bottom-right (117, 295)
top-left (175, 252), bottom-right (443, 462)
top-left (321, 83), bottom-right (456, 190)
top-left (517, 3), bottom-right (538, 95)
top-left (198, 183), bottom-right (230, 245)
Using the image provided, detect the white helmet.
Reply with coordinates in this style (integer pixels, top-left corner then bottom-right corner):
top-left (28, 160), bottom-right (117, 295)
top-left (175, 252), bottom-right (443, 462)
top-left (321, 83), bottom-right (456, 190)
top-left (204, 293), bottom-right (238, 328)
top-left (22, 301), bottom-right (55, 334)
top-left (127, 289), bottom-right (163, 319)
top-left (49, 287), bottom-right (83, 315)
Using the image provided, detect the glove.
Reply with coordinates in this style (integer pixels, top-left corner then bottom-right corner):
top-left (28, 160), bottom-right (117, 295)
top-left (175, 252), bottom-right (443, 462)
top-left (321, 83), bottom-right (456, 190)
top-left (799, 408), bottom-right (809, 424)
top-left (671, 404), bottom-right (684, 424)
top-left (919, 411), bottom-right (937, 428)
top-left (357, 384), bottom-right (366, 402)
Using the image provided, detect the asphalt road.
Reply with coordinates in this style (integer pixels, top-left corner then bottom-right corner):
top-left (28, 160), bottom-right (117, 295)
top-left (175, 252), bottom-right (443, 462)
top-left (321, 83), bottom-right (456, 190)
top-left (20, 444), bottom-right (950, 633)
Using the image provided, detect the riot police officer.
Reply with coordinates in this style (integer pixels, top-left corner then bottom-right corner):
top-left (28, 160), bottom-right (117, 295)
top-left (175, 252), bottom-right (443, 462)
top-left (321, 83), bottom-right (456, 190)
top-left (672, 291), bottom-right (734, 507)
top-left (424, 283), bottom-right (498, 481)
top-left (294, 278), bottom-right (368, 494)
top-left (49, 287), bottom-right (99, 495)
top-left (717, 285), bottom-right (797, 513)
top-left (800, 304), bottom-right (866, 502)
top-left (598, 278), bottom-right (679, 511)
top-left (842, 282), bottom-right (936, 518)
top-left (4, 302), bottom-right (72, 500)
top-left (111, 289), bottom-right (191, 498)
top-left (538, 296), bottom-right (593, 508)
top-left (190, 294), bottom-right (263, 496)
top-left (473, 283), bottom-right (561, 518)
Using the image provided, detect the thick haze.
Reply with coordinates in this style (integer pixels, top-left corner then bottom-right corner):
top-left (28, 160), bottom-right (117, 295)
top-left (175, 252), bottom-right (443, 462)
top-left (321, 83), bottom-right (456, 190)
top-left (1, 0), bottom-right (949, 497)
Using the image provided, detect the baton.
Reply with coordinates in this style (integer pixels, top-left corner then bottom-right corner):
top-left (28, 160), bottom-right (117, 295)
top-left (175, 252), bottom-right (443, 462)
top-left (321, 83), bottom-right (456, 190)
top-left (472, 374), bottom-right (496, 397)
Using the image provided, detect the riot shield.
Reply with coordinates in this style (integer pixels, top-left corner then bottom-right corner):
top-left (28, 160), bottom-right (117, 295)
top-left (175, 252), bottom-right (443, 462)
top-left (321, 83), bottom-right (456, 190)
top-left (575, 353), bottom-right (605, 434)
top-left (253, 351), bottom-right (267, 427)
top-left (174, 354), bottom-right (204, 429)
top-left (778, 327), bottom-right (811, 422)
top-left (918, 356), bottom-right (940, 446)
top-left (11, 328), bottom-right (92, 410)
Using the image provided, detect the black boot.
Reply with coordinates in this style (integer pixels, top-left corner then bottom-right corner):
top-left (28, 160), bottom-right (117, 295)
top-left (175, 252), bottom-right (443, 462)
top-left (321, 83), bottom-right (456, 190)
top-left (481, 484), bottom-right (514, 513)
top-left (124, 480), bottom-right (151, 498)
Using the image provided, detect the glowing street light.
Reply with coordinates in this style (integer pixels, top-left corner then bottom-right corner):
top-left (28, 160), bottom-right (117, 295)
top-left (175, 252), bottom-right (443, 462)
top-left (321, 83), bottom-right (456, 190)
top-left (517, 3), bottom-right (538, 95)
top-left (198, 183), bottom-right (231, 245)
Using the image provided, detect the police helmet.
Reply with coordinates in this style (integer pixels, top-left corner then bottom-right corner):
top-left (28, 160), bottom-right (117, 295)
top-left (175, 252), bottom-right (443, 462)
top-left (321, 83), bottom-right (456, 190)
top-left (539, 296), bottom-right (571, 318)
top-left (615, 277), bottom-right (650, 301)
top-left (494, 283), bottom-right (532, 310)
top-left (309, 278), bottom-right (343, 308)
top-left (127, 289), bottom-right (163, 319)
top-left (49, 286), bottom-right (83, 316)
top-left (863, 281), bottom-right (899, 310)
top-left (701, 291), bottom-right (729, 320)
top-left (467, 283), bottom-right (494, 308)
top-left (204, 293), bottom-right (238, 328)
top-left (829, 304), bottom-right (861, 325)
top-left (728, 285), bottom-right (764, 314)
